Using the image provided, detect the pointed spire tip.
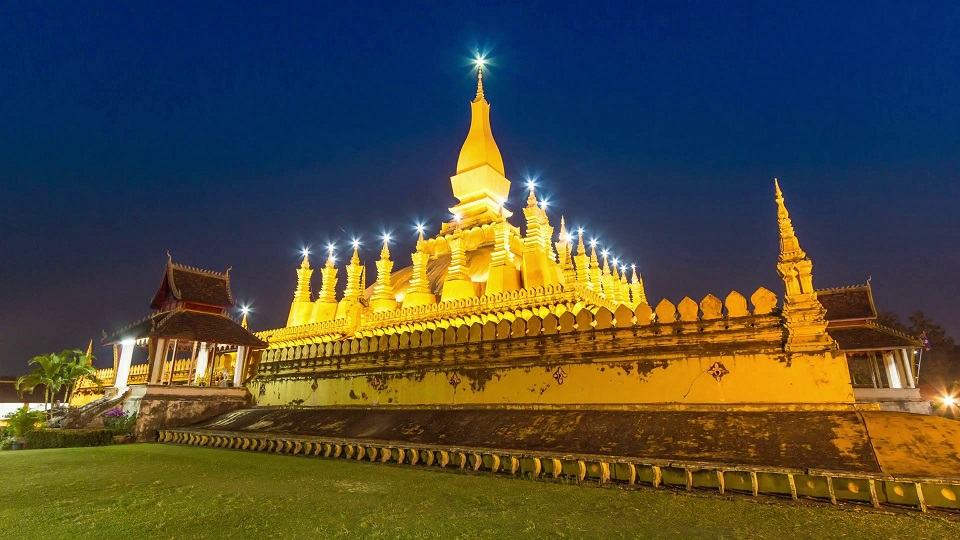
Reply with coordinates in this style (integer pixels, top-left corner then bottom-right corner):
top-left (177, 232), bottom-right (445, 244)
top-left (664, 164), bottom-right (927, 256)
top-left (474, 64), bottom-right (485, 102)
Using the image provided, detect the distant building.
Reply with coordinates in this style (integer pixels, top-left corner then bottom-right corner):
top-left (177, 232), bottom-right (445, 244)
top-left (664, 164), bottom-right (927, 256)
top-left (0, 376), bottom-right (45, 422)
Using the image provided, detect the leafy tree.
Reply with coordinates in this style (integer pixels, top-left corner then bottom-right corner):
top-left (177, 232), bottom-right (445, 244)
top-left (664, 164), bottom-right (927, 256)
top-left (876, 311), bottom-right (909, 334)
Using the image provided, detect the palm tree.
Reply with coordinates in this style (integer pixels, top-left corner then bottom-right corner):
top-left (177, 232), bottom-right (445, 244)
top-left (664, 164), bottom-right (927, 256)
top-left (59, 349), bottom-right (103, 405)
top-left (14, 349), bottom-right (102, 411)
top-left (15, 352), bottom-right (65, 411)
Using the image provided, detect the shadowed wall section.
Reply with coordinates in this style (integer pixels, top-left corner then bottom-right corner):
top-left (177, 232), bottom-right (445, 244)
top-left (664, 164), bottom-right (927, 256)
top-left (194, 407), bottom-right (883, 473)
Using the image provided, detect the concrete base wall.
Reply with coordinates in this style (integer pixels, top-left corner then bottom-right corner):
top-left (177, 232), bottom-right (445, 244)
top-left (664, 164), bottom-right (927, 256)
top-left (854, 387), bottom-right (932, 415)
top-left (127, 385), bottom-right (250, 441)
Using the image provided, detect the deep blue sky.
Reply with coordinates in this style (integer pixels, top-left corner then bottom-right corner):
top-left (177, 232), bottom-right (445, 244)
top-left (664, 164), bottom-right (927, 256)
top-left (2, 1), bottom-right (958, 374)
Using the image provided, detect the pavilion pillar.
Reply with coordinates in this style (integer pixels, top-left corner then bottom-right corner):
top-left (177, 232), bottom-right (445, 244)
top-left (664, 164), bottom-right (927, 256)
top-left (900, 349), bottom-right (917, 388)
top-left (149, 338), bottom-right (167, 384)
top-left (193, 343), bottom-right (210, 385)
top-left (168, 339), bottom-right (179, 384)
top-left (233, 346), bottom-right (248, 387)
top-left (883, 351), bottom-right (902, 389)
top-left (114, 340), bottom-right (135, 391)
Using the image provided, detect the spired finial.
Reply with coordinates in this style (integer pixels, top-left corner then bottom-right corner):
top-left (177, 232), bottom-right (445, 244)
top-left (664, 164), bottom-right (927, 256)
top-left (351, 242), bottom-right (360, 265)
top-left (241, 311), bottom-right (249, 329)
top-left (774, 178), bottom-right (789, 220)
top-left (774, 178), bottom-right (800, 254)
top-left (474, 60), bottom-right (485, 102)
top-left (526, 180), bottom-right (537, 207)
top-left (380, 236), bottom-right (391, 260)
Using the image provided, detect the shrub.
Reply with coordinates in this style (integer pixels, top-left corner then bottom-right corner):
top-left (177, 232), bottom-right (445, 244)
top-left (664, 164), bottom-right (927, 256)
top-left (0, 439), bottom-right (11, 451)
top-left (2, 407), bottom-right (46, 441)
top-left (24, 429), bottom-right (114, 449)
top-left (102, 407), bottom-right (137, 435)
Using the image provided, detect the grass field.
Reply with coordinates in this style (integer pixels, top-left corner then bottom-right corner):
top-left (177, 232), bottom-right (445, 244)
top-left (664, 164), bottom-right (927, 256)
top-left (1, 444), bottom-right (957, 539)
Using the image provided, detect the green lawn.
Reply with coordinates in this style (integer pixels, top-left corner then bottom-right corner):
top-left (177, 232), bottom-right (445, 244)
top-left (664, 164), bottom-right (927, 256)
top-left (1, 445), bottom-right (957, 539)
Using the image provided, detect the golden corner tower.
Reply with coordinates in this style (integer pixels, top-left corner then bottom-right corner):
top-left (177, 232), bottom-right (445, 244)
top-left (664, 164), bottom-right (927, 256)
top-left (136, 64), bottom-right (960, 506)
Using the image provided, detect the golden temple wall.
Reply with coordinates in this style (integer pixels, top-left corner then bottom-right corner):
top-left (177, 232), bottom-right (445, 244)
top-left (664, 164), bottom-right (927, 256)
top-left (252, 290), bottom-right (856, 409)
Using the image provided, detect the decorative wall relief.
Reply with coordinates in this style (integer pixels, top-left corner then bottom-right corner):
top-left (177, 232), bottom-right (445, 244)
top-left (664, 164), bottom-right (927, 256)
top-left (707, 362), bottom-right (730, 382)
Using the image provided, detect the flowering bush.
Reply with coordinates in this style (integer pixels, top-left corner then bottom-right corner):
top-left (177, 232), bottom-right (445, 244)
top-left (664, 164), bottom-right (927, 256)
top-left (102, 407), bottom-right (137, 435)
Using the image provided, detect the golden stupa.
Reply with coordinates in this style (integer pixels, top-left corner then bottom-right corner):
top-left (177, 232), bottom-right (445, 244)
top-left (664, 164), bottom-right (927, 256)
top-left (256, 66), bottom-right (858, 409)
top-left (279, 65), bottom-right (645, 342)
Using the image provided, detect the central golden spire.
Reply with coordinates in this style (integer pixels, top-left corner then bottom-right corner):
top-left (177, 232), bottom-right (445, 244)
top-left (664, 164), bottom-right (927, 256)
top-left (445, 62), bottom-right (512, 233)
top-left (456, 66), bottom-right (503, 176)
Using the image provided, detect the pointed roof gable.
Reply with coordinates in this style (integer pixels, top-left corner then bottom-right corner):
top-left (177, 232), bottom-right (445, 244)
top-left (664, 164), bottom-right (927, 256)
top-left (105, 309), bottom-right (266, 348)
top-left (150, 257), bottom-right (235, 310)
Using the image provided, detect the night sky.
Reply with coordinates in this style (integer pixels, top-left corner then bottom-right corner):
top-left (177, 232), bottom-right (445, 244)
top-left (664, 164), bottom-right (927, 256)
top-left (2, 2), bottom-right (958, 375)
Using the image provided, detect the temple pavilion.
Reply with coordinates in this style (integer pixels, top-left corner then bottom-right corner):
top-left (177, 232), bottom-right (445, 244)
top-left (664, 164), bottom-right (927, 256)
top-left (818, 283), bottom-right (924, 398)
top-left (101, 256), bottom-right (265, 393)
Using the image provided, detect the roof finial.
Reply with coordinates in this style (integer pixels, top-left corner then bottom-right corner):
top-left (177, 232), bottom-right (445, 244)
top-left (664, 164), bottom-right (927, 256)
top-left (350, 241), bottom-right (360, 265)
top-left (241, 311), bottom-right (249, 329)
top-left (774, 178), bottom-right (790, 221)
top-left (474, 63), bottom-right (484, 102)
top-left (380, 235), bottom-right (391, 260)
top-left (526, 179), bottom-right (537, 207)
top-left (774, 179), bottom-right (802, 258)
top-left (326, 244), bottom-right (336, 267)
